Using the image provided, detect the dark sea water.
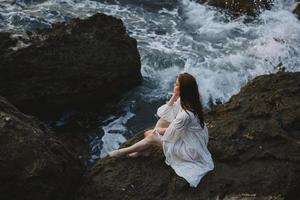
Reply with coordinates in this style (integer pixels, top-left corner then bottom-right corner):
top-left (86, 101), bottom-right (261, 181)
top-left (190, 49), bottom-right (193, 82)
top-left (1, 0), bottom-right (300, 161)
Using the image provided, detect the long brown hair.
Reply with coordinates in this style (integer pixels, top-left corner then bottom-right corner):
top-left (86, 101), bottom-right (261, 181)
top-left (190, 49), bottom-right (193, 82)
top-left (178, 73), bottom-right (205, 128)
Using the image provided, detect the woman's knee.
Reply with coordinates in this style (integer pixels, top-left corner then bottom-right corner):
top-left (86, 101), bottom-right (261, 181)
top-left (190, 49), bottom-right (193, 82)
top-left (144, 129), bottom-right (154, 137)
top-left (145, 134), bottom-right (161, 146)
top-left (144, 135), bottom-right (154, 144)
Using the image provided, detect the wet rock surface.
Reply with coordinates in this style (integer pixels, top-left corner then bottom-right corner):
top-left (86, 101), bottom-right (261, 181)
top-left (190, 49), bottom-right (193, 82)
top-left (294, 1), bottom-right (300, 19)
top-left (195, 0), bottom-right (273, 16)
top-left (0, 96), bottom-right (84, 200)
top-left (0, 13), bottom-right (142, 118)
top-left (78, 72), bottom-right (300, 200)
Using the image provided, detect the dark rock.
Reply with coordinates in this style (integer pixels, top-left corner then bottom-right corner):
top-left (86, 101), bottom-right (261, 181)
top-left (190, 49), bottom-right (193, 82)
top-left (195, 0), bottom-right (273, 16)
top-left (0, 32), bottom-right (18, 55)
top-left (0, 13), bottom-right (142, 118)
top-left (293, 1), bottom-right (300, 20)
top-left (0, 96), bottom-right (84, 200)
top-left (53, 124), bottom-right (92, 166)
top-left (78, 72), bottom-right (300, 200)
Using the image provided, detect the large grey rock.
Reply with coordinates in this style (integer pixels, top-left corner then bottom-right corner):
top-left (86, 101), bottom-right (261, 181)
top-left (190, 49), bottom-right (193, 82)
top-left (0, 13), bottom-right (142, 118)
top-left (294, 1), bottom-right (300, 20)
top-left (196, 0), bottom-right (273, 16)
top-left (0, 96), bottom-right (84, 200)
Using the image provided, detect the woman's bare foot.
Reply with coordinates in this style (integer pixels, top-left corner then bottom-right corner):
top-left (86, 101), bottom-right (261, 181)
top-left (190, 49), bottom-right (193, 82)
top-left (128, 149), bottom-right (152, 158)
top-left (128, 152), bottom-right (141, 157)
top-left (108, 149), bottom-right (124, 158)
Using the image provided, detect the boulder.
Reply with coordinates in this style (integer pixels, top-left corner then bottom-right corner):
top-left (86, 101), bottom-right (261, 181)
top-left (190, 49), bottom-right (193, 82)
top-left (196, 0), bottom-right (273, 16)
top-left (0, 32), bottom-right (18, 55)
top-left (78, 72), bottom-right (300, 200)
top-left (0, 13), bottom-right (142, 118)
top-left (0, 96), bottom-right (84, 200)
top-left (294, 1), bottom-right (300, 20)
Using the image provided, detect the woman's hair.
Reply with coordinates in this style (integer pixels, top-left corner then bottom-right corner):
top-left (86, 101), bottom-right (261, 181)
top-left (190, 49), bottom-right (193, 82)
top-left (178, 73), bottom-right (205, 128)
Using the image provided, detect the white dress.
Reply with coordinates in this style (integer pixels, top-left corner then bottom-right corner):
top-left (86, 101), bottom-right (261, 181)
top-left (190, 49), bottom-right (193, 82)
top-left (156, 98), bottom-right (214, 187)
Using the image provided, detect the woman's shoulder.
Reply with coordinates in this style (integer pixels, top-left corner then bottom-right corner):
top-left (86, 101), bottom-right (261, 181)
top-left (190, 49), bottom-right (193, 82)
top-left (177, 109), bottom-right (195, 121)
top-left (180, 109), bottom-right (195, 117)
top-left (175, 109), bottom-right (189, 118)
top-left (180, 109), bottom-right (207, 128)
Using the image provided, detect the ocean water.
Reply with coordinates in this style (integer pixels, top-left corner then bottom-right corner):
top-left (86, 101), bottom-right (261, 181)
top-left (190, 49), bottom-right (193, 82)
top-left (1, 0), bottom-right (300, 160)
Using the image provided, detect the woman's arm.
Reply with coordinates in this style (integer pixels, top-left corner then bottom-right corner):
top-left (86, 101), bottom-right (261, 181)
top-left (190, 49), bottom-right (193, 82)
top-left (162, 111), bottom-right (190, 142)
top-left (156, 82), bottom-right (180, 123)
top-left (155, 127), bottom-right (168, 135)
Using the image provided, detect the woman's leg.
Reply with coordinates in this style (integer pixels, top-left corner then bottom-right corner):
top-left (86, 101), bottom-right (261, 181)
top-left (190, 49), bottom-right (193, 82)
top-left (144, 118), bottom-right (170, 138)
top-left (109, 118), bottom-right (170, 158)
top-left (144, 129), bottom-right (155, 137)
top-left (129, 118), bottom-right (171, 157)
top-left (108, 132), bottom-right (162, 157)
top-left (155, 118), bottom-right (170, 130)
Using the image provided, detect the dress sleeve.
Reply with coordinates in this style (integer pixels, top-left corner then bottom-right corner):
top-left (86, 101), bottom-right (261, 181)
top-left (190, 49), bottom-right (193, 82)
top-left (162, 111), bottom-right (191, 142)
top-left (156, 98), bottom-right (181, 123)
top-left (204, 125), bottom-right (209, 145)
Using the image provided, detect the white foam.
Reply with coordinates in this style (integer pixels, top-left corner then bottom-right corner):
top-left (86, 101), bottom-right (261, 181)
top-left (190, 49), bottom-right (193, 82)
top-left (1, 0), bottom-right (300, 160)
top-left (173, 0), bottom-right (300, 104)
top-left (138, 0), bottom-right (300, 104)
top-left (99, 111), bottom-right (135, 158)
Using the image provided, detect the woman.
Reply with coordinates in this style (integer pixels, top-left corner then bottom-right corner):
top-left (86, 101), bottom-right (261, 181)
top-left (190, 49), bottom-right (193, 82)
top-left (108, 72), bottom-right (214, 187)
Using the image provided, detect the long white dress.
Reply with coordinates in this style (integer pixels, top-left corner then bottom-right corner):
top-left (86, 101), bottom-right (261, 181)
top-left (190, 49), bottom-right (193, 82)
top-left (156, 98), bottom-right (214, 187)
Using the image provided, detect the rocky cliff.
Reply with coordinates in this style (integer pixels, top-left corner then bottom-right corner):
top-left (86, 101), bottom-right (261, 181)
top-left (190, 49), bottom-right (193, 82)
top-left (78, 72), bottom-right (300, 200)
top-left (0, 13), bottom-right (142, 118)
top-left (0, 12), bottom-right (146, 199)
top-left (0, 96), bottom-right (84, 200)
top-left (196, 0), bottom-right (273, 16)
top-left (294, 1), bottom-right (300, 19)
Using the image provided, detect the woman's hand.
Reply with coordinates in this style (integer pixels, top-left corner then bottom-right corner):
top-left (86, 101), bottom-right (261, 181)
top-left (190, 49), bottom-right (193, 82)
top-left (155, 128), bottom-right (166, 135)
top-left (172, 78), bottom-right (180, 98)
top-left (173, 85), bottom-right (180, 98)
top-left (167, 78), bottom-right (180, 106)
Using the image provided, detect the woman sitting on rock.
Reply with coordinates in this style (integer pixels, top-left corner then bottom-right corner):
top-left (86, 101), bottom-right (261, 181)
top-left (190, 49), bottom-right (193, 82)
top-left (108, 72), bottom-right (214, 187)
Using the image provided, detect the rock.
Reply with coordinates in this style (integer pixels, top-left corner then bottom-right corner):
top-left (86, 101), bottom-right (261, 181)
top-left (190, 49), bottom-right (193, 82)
top-left (294, 1), bottom-right (300, 20)
top-left (0, 13), bottom-right (142, 118)
top-left (53, 125), bottom-right (91, 166)
top-left (78, 72), bottom-right (300, 200)
top-left (0, 96), bottom-right (84, 200)
top-left (0, 32), bottom-right (18, 55)
top-left (195, 0), bottom-right (273, 16)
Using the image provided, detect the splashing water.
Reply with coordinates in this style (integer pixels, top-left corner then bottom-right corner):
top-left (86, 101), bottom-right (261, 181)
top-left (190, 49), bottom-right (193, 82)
top-left (1, 0), bottom-right (300, 160)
